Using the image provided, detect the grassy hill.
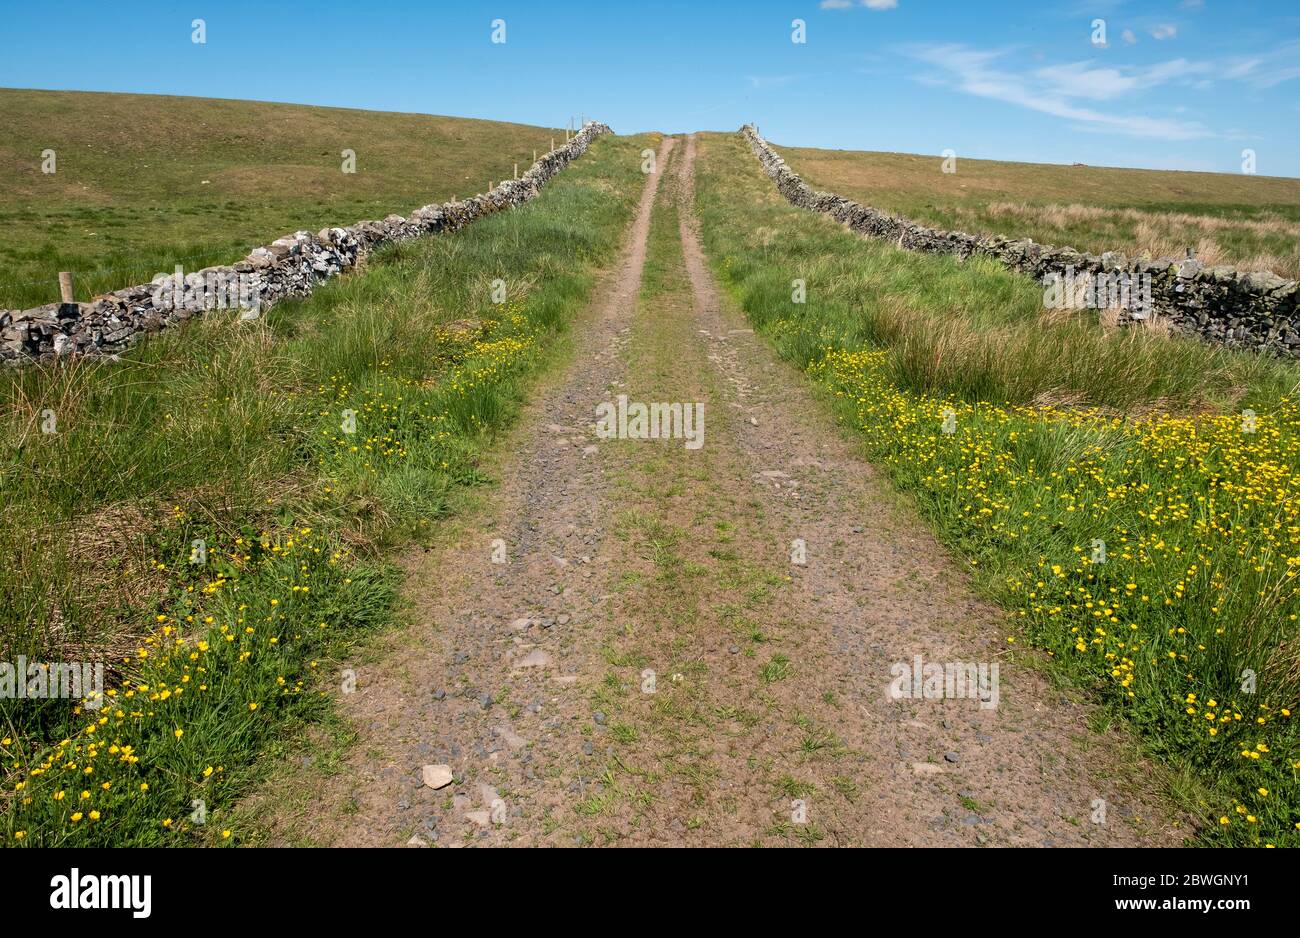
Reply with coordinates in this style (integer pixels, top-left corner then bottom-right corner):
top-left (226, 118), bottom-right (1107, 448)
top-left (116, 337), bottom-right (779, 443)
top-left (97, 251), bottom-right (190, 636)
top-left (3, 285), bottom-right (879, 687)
top-left (0, 89), bottom-right (565, 307)
top-left (776, 141), bottom-right (1300, 279)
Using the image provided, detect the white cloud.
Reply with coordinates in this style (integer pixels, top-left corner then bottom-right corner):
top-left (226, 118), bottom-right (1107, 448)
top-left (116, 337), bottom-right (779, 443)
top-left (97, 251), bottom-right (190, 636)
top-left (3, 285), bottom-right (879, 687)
top-left (905, 43), bottom-right (1214, 140)
top-left (1035, 62), bottom-right (1140, 100)
top-left (1222, 41), bottom-right (1300, 88)
top-left (1121, 29), bottom-right (1138, 44)
top-left (902, 36), bottom-right (1300, 143)
top-left (822, 0), bottom-right (898, 9)
top-left (1150, 24), bottom-right (1178, 40)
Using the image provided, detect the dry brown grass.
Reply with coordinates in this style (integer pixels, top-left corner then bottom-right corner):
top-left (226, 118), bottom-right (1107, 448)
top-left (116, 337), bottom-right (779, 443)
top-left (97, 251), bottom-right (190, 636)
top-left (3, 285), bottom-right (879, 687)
top-left (779, 142), bottom-right (1300, 279)
top-left (990, 200), bottom-right (1300, 240)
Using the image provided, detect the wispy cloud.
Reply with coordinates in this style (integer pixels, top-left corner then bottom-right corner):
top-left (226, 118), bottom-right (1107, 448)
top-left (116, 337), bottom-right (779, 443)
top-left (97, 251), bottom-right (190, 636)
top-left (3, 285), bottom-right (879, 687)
top-left (820, 0), bottom-right (898, 10)
top-left (904, 43), bottom-right (1215, 140)
top-left (1221, 41), bottom-right (1300, 88)
top-left (1150, 23), bottom-right (1178, 40)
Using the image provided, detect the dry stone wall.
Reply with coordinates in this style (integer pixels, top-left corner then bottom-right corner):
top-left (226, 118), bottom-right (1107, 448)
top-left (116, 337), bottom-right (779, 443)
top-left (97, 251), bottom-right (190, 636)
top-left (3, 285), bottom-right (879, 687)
top-left (0, 121), bottom-right (614, 365)
top-left (741, 124), bottom-right (1300, 357)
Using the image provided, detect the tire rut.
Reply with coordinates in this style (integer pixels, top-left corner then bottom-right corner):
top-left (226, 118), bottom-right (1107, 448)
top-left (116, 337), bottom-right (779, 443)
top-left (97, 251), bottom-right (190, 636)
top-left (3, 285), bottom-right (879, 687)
top-left (256, 132), bottom-right (1184, 848)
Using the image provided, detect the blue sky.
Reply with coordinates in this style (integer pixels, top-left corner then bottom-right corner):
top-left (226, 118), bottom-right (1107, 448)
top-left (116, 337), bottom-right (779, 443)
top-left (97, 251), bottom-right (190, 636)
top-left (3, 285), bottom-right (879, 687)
top-left (2, 0), bottom-right (1298, 176)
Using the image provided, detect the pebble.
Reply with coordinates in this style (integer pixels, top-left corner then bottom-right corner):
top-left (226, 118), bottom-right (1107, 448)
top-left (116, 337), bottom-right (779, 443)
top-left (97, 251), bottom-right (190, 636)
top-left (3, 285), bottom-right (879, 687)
top-left (517, 649), bottom-right (552, 668)
top-left (944, 751), bottom-right (961, 763)
top-left (421, 764), bottom-right (454, 790)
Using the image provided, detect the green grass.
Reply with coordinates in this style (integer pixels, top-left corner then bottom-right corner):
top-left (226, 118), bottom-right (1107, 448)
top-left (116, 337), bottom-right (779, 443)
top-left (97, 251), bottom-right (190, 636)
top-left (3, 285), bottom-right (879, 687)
top-left (0, 129), bottom-right (653, 846)
top-left (759, 653), bottom-right (791, 684)
top-left (776, 139), bottom-right (1300, 280)
top-left (695, 130), bottom-right (1300, 848)
top-left (0, 88), bottom-right (567, 307)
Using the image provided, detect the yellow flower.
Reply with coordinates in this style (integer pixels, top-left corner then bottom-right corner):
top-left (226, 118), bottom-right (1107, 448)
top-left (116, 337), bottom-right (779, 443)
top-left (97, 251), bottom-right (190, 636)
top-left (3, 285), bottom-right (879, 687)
top-left (89, 811), bottom-right (100, 821)
top-left (174, 728), bottom-right (184, 739)
top-left (248, 702), bottom-right (258, 711)
top-left (222, 830), bottom-right (232, 839)
top-left (70, 812), bottom-right (83, 822)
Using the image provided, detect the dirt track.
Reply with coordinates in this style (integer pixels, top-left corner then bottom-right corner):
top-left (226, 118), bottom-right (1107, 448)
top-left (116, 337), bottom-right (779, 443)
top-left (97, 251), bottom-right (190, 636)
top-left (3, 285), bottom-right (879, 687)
top-left (253, 135), bottom-right (1184, 847)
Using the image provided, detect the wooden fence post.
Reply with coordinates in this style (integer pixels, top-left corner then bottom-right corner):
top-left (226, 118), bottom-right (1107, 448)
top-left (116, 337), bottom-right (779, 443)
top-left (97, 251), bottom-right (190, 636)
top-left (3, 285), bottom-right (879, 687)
top-left (58, 271), bottom-right (75, 304)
